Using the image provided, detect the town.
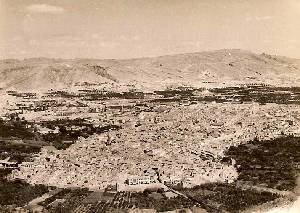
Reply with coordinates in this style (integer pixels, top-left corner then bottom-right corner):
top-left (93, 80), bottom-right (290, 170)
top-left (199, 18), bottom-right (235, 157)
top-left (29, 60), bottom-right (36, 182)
top-left (1, 84), bottom-right (300, 212)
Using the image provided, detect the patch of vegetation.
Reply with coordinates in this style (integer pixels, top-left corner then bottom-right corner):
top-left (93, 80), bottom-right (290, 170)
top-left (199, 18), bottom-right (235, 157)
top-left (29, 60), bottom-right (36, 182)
top-left (42, 189), bottom-right (199, 212)
top-left (0, 115), bottom-right (121, 150)
top-left (0, 116), bottom-right (41, 162)
top-left (0, 142), bottom-right (40, 162)
top-left (225, 136), bottom-right (300, 191)
top-left (41, 118), bottom-right (121, 149)
top-left (0, 169), bottom-right (13, 179)
top-left (130, 191), bottom-right (198, 212)
top-left (0, 179), bottom-right (48, 206)
top-left (209, 86), bottom-right (300, 104)
top-left (0, 116), bottom-right (35, 140)
top-left (177, 182), bottom-right (279, 212)
top-left (151, 86), bottom-right (300, 104)
top-left (85, 91), bottom-right (145, 100)
top-left (41, 188), bottom-right (91, 213)
top-left (45, 90), bottom-right (79, 98)
top-left (154, 88), bottom-right (200, 98)
top-left (47, 89), bottom-right (145, 100)
top-left (6, 91), bottom-right (36, 98)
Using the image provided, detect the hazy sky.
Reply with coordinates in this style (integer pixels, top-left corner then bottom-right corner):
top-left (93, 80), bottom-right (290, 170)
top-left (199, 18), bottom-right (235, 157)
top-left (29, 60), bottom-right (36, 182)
top-left (1, 0), bottom-right (300, 59)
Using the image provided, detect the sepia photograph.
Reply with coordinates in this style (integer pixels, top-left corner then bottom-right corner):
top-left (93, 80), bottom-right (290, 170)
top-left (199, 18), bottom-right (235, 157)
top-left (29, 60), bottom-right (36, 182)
top-left (0, 0), bottom-right (300, 212)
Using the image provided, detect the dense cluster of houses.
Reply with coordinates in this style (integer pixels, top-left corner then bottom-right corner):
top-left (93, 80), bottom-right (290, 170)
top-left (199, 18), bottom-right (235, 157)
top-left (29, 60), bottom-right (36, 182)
top-left (11, 101), bottom-right (300, 191)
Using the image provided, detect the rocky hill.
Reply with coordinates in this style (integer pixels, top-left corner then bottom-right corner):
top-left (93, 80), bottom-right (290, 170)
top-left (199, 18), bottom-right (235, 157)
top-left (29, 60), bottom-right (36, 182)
top-left (1, 49), bottom-right (300, 92)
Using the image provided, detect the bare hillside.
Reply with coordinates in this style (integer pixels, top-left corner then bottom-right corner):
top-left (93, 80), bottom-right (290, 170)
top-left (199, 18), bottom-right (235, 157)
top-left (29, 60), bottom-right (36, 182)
top-left (1, 49), bottom-right (300, 91)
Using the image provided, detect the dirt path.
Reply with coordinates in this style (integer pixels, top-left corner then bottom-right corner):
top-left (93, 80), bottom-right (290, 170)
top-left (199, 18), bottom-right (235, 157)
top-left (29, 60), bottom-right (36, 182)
top-left (25, 188), bottom-right (62, 208)
top-left (235, 181), bottom-right (294, 197)
top-left (27, 192), bottom-right (52, 206)
top-left (243, 175), bottom-right (300, 213)
top-left (294, 175), bottom-right (300, 196)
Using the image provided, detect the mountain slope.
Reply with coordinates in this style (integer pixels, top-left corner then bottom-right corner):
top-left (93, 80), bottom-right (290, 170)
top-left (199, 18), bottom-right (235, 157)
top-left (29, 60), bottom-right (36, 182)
top-left (1, 49), bottom-right (300, 91)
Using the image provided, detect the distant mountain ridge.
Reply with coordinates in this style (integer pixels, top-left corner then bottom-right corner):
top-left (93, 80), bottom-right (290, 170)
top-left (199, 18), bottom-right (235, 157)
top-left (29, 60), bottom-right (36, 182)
top-left (1, 49), bottom-right (300, 92)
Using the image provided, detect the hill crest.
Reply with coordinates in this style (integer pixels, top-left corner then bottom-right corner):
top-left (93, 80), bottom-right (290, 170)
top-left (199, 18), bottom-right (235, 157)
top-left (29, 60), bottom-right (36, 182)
top-left (1, 49), bottom-right (300, 92)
